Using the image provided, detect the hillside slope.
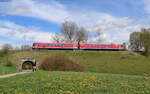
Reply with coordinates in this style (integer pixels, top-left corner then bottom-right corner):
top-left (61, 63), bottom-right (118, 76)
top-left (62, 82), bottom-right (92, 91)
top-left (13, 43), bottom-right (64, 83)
top-left (1, 50), bottom-right (150, 75)
top-left (0, 71), bottom-right (150, 94)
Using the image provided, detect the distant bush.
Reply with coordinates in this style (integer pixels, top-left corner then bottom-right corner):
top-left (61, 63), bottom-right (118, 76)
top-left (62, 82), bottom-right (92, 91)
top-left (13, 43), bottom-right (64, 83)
top-left (40, 54), bottom-right (84, 72)
top-left (121, 51), bottom-right (138, 59)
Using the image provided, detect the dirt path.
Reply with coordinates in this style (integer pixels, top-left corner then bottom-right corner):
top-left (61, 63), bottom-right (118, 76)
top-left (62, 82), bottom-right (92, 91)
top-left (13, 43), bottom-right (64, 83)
top-left (0, 71), bottom-right (31, 79)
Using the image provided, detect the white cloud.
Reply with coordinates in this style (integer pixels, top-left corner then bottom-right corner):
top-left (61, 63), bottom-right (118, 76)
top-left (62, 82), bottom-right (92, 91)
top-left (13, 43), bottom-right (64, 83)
top-left (0, 0), bottom-right (149, 44)
top-left (0, 21), bottom-right (55, 46)
top-left (142, 0), bottom-right (150, 14)
top-left (87, 15), bottom-right (143, 43)
top-left (1, 0), bottom-right (70, 23)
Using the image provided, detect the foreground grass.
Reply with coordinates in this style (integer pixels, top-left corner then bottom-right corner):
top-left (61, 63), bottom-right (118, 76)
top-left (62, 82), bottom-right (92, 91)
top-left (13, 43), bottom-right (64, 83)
top-left (0, 71), bottom-right (150, 94)
top-left (0, 66), bottom-right (17, 75)
top-left (8, 50), bottom-right (150, 75)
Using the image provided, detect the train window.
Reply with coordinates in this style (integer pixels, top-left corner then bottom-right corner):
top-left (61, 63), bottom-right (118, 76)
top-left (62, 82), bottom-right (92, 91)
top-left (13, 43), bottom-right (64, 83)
top-left (70, 44), bottom-right (73, 47)
top-left (51, 44), bottom-right (54, 46)
top-left (65, 44), bottom-right (68, 47)
top-left (105, 45), bottom-right (108, 47)
top-left (60, 44), bottom-right (63, 46)
top-left (74, 45), bottom-right (77, 47)
top-left (96, 45), bottom-right (98, 47)
top-left (100, 45), bottom-right (103, 47)
top-left (56, 44), bottom-right (58, 46)
top-left (90, 45), bottom-right (93, 47)
top-left (86, 45), bottom-right (89, 47)
top-left (46, 44), bottom-right (50, 46)
top-left (33, 44), bottom-right (37, 46)
top-left (109, 45), bottom-right (112, 47)
top-left (37, 44), bottom-right (41, 46)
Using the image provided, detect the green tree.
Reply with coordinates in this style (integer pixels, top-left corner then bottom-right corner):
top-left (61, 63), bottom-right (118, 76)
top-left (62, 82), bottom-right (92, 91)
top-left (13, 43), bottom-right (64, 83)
top-left (0, 44), bottom-right (13, 66)
top-left (129, 32), bottom-right (142, 51)
top-left (140, 28), bottom-right (150, 56)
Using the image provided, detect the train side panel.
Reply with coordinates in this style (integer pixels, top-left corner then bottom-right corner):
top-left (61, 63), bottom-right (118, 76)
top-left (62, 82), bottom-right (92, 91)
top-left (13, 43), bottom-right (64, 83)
top-left (32, 43), bottom-right (78, 50)
top-left (32, 43), bottom-right (126, 50)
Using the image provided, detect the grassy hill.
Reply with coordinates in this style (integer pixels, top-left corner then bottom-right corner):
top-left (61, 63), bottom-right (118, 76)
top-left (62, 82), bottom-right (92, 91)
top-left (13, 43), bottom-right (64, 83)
top-left (2, 50), bottom-right (150, 75)
top-left (1, 50), bottom-right (150, 75)
top-left (0, 71), bottom-right (150, 94)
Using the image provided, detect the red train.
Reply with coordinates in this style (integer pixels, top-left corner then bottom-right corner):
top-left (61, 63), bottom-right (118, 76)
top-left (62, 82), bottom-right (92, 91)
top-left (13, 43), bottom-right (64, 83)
top-left (32, 43), bottom-right (126, 50)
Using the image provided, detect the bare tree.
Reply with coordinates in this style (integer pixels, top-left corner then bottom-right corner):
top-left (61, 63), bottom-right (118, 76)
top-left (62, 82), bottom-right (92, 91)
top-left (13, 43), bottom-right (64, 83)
top-left (52, 33), bottom-right (65, 43)
top-left (2, 44), bottom-right (13, 50)
top-left (53, 21), bottom-right (88, 44)
top-left (21, 45), bottom-right (32, 51)
top-left (95, 31), bottom-right (103, 43)
top-left (0, 44), bottom-right (12, 57)
top-left (76, 27), bottom-right (88, 49)
top-left (61, 21), bottom-right (78, 43)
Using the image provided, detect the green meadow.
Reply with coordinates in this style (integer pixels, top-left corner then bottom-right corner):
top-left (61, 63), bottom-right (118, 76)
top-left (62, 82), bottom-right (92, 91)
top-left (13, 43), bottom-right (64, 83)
top-left (0, 71), bottom-right (150, 94)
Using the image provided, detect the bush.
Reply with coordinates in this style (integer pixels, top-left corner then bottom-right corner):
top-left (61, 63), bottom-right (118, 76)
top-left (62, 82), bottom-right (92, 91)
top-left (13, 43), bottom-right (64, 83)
top-left (121, 51), bottom-right (138, 59)
top-left (40, 54), bottom-right (84, 72)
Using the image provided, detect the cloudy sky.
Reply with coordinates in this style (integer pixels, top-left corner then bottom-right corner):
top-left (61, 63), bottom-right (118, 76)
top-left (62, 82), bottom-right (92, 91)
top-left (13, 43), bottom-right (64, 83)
top-left (0, 0), bottom-right (150, 47)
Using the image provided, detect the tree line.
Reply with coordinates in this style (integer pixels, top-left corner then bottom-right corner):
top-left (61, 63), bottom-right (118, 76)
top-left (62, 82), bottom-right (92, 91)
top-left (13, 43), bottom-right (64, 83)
top-left (129, 28), bottom-right (150, 56)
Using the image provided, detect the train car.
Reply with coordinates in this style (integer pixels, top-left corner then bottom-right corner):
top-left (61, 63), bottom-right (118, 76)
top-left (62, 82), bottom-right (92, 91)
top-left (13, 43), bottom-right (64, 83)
top-left (32, 43), bottom-right (126, 51)
top-left (79, 43), bottom-right (125, 50)
top-left (32, 43), bottom-right (78, 50)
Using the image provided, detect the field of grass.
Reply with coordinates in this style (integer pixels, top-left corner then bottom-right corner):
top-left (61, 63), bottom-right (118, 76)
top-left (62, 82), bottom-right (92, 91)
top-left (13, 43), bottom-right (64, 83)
top-left (0, 66), bottom-right (17, 75)
top-left (5, 50), bottom-right (150, 75)
top-left (0, 71), bottom-right (150, 94)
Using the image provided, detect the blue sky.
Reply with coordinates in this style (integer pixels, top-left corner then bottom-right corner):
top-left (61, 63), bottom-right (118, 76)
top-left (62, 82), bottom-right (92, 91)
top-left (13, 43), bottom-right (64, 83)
top-left (0, 0), bottom-right (150, 47)
top-left (59, 0), bottom-right (148, 19)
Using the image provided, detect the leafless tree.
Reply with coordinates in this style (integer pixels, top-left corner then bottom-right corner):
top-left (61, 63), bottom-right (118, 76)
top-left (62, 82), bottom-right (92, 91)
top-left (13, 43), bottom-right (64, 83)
top-left (53, 21), bottom-right (88, 44)
top-left (2, 44), bottom-right (13, 51)
top-left (21, 45), bottom-right (32, 51)
top-left (95, 31), bottom-right (103, 43)
top-left (52, 33), bottom-right (65, 43)
top-left (61, 21), bottom-right (78, 43)
top-left (76, 27), bottom-right (88, 48)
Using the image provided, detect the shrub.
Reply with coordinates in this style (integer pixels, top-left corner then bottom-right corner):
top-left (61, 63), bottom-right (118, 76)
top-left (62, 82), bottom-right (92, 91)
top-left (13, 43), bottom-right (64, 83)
top-left (121, 51), bottom-right (138, 59)
top-left (40, 54), bottom-right (84, 72)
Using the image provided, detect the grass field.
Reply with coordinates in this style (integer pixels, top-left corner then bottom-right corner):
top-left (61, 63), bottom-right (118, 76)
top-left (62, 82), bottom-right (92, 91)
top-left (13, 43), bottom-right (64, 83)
top-left (5, 50), bottom-right (150, 75)
top-left (0, 71), bottom-right (150, 94)
top-left (0, 66), bottom-right (17, 75)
